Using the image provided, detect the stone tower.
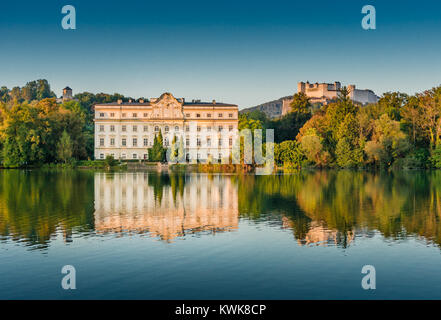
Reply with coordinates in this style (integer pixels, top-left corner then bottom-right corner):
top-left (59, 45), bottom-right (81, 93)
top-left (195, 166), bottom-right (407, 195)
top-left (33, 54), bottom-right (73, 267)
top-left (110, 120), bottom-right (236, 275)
top-left (62, 86), bottom-right (73, 101)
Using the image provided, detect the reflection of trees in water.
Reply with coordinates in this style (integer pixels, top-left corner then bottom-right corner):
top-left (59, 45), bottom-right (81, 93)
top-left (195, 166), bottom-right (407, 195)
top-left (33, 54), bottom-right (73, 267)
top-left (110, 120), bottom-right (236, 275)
top-left (0, 170), bottom-right (95, 249)
top-left (2, 169), bottom-right (441, 249)
top-left (147, 172), bottom-right (186, 205)
top-left (236, 171), bottom-right (441, 248)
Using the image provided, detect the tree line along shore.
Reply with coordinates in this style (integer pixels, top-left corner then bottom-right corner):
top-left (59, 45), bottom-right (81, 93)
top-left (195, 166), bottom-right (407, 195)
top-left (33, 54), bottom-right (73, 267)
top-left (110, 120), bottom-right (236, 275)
top-left (1, 79), bottom-right (441, 170)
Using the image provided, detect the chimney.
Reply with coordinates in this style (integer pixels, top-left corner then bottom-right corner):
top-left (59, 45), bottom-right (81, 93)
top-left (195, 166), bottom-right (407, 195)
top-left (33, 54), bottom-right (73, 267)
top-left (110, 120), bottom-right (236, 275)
top-left (117, 99), bottom-right (123, 104)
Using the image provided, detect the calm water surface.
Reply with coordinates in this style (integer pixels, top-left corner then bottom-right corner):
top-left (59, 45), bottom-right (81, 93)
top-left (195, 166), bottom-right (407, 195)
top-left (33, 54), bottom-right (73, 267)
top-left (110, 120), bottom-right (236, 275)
top-left (1, 169), bottom-right (441, 299)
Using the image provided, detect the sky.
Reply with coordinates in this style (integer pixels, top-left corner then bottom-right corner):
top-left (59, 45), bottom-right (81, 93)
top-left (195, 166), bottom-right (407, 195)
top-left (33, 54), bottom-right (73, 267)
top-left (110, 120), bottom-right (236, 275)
top-left (0, 0), bottom-right (441, 109)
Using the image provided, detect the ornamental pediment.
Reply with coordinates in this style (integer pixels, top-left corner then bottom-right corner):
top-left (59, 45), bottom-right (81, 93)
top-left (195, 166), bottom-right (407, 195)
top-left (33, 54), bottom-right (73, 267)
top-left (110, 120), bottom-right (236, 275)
top-left (149, 92), bottom-right (184, 119)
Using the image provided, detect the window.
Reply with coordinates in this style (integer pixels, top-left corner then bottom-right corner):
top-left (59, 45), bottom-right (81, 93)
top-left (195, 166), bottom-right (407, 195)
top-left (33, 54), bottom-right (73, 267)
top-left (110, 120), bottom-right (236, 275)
top-left (175, 126), bottom-right (179, 131)
top-left (143, 154), bottom-right (148, 160)
top-left (133, 153), bottom-right (137, 159)
top-left (133, 125), bottom-right (137, 132)
top-left (143, 125), bottom-right (148, 132)
top-left (110, 113), bottom-right (115, 117)
top-left (122, 138), bottom-right (127, 146)
top-left (143, 113), bottom-right (148, 117)
top-left (165, 126), bottom-right (169, 132)
top-left (218, 138), bottom-right (222, 147)
top-left (143, 138), bottom-right (148, 146)
top-left (197, 138), bottom-right (201, 147)
top-left (99, 113), bottom-right (104, 117)
top-left (122, 113), bottom-right (126, 118)
top-left (132, 113), bottom-right (137, 118)
top-left (197, 126), bottom-right (201, 132)
top-left (218, 113), bottom-right (223, 118)
top-left (186, 138), bottom-right (190, 146)
top-left (155, 126), bottom-right (159, 132)
top-left (229, 113), bottom-right (233, 118)
top-left (185, 125), bottom-right (189, 132)
top-left (218, 153), bottom-right (222, 160)
top-left (164, 138), bottom-right (169, 146)
top-left (100, 153), bottom-right (104, 159)
top-left (207, 126), bottom-right (211, 132)
top-left (207, 138), bottom-right (211, 147)
top-left (186, 113), bottom-right (190, 117)
top-left (218, 125), bottom-right (223, 132)
top-left (229, 125), bottom-right (233, 132)
top-left (207, 113), bottom-right (212, 118)
top-left (196, 113), bottom-right (201, 118)
top-left (110, 138), bottom-right (115, 146)
top-left (229, 138), bottom-right (233, 146)
top-left (99, 125), bottom-right (104, 132)
top-left (121, 153), bottom-right (126, 159)
top-left (99, 138), bottom-right (104, 146)
top-left (122, 125), bottom-right (127, 132)
top-left (133, 138), bottom-right (137, 146)
top-left (110, 125), bottom-right (115, 132)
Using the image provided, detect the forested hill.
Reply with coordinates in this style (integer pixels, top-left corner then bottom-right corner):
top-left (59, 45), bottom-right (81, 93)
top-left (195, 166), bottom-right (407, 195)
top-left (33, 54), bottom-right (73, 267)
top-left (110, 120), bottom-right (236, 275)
top-left (240, 96), bottom-right (292, 119)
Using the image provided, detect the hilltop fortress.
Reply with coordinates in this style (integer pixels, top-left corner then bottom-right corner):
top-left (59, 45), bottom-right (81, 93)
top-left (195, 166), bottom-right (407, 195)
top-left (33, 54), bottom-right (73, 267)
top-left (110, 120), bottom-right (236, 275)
top-left (298, 81), bottom-right (378, 105)
top-left (281, 81), bottom-right (379, 115)
top-left (241, 81), bottom-right (380, 118)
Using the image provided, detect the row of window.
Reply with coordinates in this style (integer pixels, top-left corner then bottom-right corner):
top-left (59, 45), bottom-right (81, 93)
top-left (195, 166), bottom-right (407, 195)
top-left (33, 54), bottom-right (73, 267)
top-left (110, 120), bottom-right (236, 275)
top-left (98, 137), bottom-right (234, 147)
top-left (99, 153), bottom-right (148, 160)
top-left (98, 112), bottom-right (236, 119)
top-left (98, 153), bottom-right (226, 160)
top-left (98, 124), bottom-right (236, 133)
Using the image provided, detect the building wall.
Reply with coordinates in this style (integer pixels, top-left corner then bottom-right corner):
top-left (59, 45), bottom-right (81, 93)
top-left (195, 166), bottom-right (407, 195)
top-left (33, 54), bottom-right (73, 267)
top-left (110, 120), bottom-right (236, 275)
top-left (94, 93), bottom-right (239, 161)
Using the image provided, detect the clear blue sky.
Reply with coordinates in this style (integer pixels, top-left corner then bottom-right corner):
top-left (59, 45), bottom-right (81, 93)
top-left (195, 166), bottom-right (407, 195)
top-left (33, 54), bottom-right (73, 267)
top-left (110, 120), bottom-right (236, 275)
top-left (1, 0), bottom-right (440, 109)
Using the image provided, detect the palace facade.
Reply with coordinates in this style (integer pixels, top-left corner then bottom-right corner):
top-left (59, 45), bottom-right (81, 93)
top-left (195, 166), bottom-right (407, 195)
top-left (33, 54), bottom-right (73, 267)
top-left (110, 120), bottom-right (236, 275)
top-left (94, 92), bottom-right (239, 161)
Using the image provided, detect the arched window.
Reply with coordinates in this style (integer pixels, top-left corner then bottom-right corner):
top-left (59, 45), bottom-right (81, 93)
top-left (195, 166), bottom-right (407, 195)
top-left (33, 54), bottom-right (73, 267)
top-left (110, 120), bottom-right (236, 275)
top-left (175, 126), bottom-right (179, 131)
top-left (165, 126), bottom-right (169, 132)
top-left (154, 126), bottom-right (159, 132)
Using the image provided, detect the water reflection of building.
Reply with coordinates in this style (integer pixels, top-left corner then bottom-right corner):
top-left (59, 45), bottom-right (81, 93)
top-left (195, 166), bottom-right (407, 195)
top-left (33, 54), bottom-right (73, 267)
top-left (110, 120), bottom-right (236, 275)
top-left (94, 173), bottom-right (239, 241)
top-left (282, 218), bottom-right (354, 247)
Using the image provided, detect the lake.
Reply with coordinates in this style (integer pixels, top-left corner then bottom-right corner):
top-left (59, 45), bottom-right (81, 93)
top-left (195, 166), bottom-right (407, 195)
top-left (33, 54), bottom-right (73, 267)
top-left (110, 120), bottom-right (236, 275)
top-left (1, 169), bottom-right (441, 299)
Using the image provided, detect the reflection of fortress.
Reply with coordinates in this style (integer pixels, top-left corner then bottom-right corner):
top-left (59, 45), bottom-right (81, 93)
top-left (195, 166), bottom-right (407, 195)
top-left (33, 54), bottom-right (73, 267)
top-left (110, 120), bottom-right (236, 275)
top-left (282, 218), bottom-right (354, 247)
top-left (94, 173), bottom-right (239, 241)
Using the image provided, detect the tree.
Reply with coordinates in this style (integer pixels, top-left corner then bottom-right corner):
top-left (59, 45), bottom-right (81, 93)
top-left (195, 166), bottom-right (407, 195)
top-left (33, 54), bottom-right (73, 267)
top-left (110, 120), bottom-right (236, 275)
top-left (56, 130), bottom-right (73, 163)
top-left (149, 130), bottom-right (166, 162)
top-left (290, 92), bottom-right (311, 114)
top-left (104, 154), bottom-right (118, 169)
top-left (325, 87), bottom-right (359, 145)
top-left (300, 132), bottom-right (331, 167)
top-left (275, 140), bottom-right (305, 168)
top-left (335, 138), bottom-right (360, 168)
top-left (365, 114), bottom-right (410, 166)
top-left (377, 92), bottom-right (408, 121)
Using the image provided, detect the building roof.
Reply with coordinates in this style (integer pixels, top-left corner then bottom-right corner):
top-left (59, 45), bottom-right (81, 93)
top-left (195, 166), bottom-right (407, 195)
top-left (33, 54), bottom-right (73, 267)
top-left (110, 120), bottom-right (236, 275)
top-left (63, 86), bottom-right (72, 91)
top-left (94, 101), bottom-right (237, 107)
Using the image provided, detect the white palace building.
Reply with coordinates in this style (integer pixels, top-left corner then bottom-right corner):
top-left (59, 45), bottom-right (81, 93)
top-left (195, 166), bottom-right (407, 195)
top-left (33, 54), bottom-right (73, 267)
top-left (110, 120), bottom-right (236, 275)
top-left (94, 92), bottom-right (239, 162)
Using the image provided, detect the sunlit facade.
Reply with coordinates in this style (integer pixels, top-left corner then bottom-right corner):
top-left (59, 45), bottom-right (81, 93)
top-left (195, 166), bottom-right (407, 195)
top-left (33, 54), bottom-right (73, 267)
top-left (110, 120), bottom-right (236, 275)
top-left (94, 92), bottom-right (239, 161)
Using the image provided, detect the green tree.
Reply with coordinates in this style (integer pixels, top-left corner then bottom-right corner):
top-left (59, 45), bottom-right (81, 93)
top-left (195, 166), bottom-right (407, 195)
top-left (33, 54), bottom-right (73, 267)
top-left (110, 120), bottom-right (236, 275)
top-left (377, 92), bottom-right (408, 121)
top-left (56, 130), bottom-right (73, 163)
top-left (149, 130), bottom-right (166, 162)
top-left (290, 92), bottom-right (312, 114)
